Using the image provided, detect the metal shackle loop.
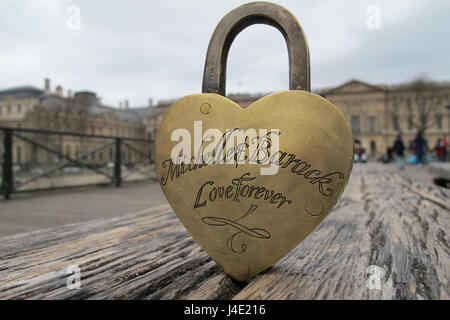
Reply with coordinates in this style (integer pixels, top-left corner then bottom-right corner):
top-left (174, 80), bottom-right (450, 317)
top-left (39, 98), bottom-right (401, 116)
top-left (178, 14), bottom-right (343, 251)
top-left (202, 1), bottom-right (310, 96)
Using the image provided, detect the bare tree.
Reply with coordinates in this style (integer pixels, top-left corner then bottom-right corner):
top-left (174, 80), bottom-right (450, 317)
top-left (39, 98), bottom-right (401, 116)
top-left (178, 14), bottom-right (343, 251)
top-left (405, 76), bottom-right (443, 134)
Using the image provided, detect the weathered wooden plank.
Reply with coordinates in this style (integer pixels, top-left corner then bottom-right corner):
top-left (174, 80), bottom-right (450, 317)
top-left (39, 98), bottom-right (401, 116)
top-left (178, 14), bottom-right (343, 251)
top-left (234, 165), bottom-right (449, 300)
top-left (0, 204), bottom-right (246, 300)
top-left (0, 164), bottom-right (448, 300)
top-left (428, 163), bottom-right (450, 181)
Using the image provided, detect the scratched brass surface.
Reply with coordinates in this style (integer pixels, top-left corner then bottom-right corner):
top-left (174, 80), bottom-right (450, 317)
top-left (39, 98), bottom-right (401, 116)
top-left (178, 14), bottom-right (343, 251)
top-left (155, 91), bottom-right (354, 281)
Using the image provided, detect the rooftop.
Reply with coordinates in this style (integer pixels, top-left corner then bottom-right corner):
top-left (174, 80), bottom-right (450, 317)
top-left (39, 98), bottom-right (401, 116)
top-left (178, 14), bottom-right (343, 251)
top-left (0, 84), bottom-right (152, 124)
top-left (0, 85), bottom-right (44, 101)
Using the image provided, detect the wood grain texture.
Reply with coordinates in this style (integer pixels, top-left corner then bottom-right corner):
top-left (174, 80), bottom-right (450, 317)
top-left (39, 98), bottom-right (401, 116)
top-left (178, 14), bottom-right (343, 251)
top-left (0, 164), bottom-right (448, 300)
top-left (428, 162), bottom-right (450, 180)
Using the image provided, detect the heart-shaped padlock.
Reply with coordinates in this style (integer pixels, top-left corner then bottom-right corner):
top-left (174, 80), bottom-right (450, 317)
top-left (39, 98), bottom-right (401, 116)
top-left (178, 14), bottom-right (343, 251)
top-left (155, 2), bottom-right (354, 281)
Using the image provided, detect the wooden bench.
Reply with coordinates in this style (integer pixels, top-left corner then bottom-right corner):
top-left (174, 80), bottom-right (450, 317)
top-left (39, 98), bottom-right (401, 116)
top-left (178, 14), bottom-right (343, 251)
top-left (0, 164), bottom-right (448, 299)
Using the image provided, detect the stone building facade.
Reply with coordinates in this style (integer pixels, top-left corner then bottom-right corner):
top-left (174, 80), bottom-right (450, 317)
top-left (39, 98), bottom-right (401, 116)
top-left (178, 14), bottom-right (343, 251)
top-left (321, 79), bottom-right (450, 158)
top-left (0, 79), bottom-right (156, 167)
top-left (2, 78), bottom-right (448, 167)
top-left (152, 79), bottom-right (450, 160)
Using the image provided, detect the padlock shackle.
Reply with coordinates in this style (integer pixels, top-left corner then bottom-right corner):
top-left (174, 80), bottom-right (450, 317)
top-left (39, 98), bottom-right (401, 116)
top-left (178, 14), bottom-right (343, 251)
top-left (202, 2), bottom-right (310, 96)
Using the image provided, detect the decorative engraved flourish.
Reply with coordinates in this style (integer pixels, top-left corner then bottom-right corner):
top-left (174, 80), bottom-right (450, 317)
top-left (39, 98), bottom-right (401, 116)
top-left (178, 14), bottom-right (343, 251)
top-left (201, 205), bottom-right (271, 254)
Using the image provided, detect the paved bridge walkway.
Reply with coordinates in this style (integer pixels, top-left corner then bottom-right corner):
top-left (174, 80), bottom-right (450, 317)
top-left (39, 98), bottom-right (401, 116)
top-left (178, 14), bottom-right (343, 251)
top-left (0, 180), bottom-right (166, 237)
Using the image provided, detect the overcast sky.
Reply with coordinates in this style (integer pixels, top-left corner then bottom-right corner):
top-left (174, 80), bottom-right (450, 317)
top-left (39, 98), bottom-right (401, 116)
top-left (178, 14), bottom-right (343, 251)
top-left (0, 0), bottom-right (449, 107)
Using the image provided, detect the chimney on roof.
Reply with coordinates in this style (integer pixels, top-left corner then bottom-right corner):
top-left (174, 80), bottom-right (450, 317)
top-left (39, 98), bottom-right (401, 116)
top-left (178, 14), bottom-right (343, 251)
top-left (119, 101), bottom-right (123, 109)
top-left (55, 85), bottom-right (63, 97)
top-left (125, 99), bottom-right (129, 109)
top-left (148, 98), bottom-right (153, 108)
top-left (67, 89), bottom-right (73, 98)
top-left (44, 78), bottom-right (51, 94)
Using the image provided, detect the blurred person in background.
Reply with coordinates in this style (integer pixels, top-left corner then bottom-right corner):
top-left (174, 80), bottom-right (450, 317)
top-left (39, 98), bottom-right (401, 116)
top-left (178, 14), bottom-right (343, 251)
top-left (393, 134), bottom-right (406, 170)
top-left (442, 135), bottom-right (449, 161)
top-left (412, 130), bottom-right (428, 167)
top-left (434, 138), bottom-right (447, 162)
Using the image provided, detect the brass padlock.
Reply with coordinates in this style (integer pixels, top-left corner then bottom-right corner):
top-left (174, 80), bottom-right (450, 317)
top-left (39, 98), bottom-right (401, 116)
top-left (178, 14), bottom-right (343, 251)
top-left (155, 2), bottom-right (353, 281)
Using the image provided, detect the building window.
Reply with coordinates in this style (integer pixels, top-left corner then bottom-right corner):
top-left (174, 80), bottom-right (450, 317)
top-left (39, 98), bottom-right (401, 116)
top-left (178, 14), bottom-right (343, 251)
top-left (91, 152), bottom-right (96, 161)
top-left (393, 115), bottom-right (400, 131)
top-left (17, 104), bottom-right (21, 113)
top-left (66, 145), bottom-right (71, 159)
top-left (0, 106), bottom-right (2, 115)
top-left (351, 116), bottom-right (360, 134)
top-left (16, 145), bottom-right (22, 164)
top-left (406, 97), bottom-right (412, 107)
top-left (99, 151), bottom-right (103, 161)
top-left (75, 146), bottom-right (81, 158)
top-left (408, 117), bottom-right (413, 130)
top-left (109, 148), bottom-right (114, 161)
top-left (7, 105), bottom-right (11, 114)
top-left (370, 140), bottom-right (376, 156)
top-left (436, 114), bottom-right (442, 129)
top-left (368, 116), bottom-right (376, 133)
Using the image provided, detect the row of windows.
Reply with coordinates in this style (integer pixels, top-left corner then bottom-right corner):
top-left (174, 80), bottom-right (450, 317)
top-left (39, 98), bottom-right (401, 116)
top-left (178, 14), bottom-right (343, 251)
top-left (351, 116), bottom-right (377, 134)
top-left (42, 122), bottom-right (144, 137)
top-left (64, 146), bottom-right (139, 162)
top-left (337, 95), bottom-right (449, 108)
top-left (40, 121), bottom-right (143, 137)
top-left (391, 94), bottom-right (449, 106)
top-left (392, 115), bottom-right (443, 131)
top-left (0, 104), bottom-right (22, 115)
top-left (13, 146), bottom-right (146, 164)
top-left (89, 127), bottom-right (143, 137)
top-left (351, 114), bottom-right (445, 134)
top-left (336, 99), bottom-right (384, 105)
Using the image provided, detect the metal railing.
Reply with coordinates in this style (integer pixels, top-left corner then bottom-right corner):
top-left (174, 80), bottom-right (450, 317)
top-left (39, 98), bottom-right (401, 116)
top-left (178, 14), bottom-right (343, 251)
top-left (0, 126), bottom-right (154, 199)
